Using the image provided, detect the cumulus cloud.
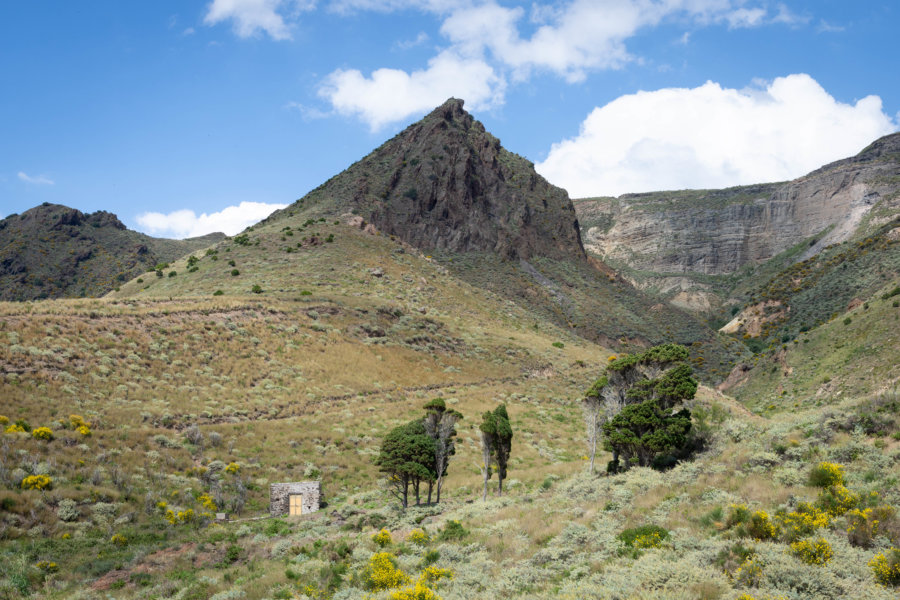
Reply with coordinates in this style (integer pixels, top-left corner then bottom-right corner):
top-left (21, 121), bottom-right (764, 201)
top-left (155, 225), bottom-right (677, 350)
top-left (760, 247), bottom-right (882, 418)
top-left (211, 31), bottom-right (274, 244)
top-left (135, 201), bottom-right (287, 238)
top-left (317, 0), bottom-right (805, 129)
top-left (536, 74), bottom-right (898, 198)
top-left (318, 49), bottom-right (504, 131)
top-left (204, 0), bottom-right (315, 40)
top-left (18, 171), bottom-right (54, 185)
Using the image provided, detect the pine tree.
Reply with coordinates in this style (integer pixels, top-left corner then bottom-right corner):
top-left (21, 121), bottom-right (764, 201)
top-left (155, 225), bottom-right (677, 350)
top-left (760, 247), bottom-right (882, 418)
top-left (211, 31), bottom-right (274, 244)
top-left (374, 420), bottom-right (436, 508)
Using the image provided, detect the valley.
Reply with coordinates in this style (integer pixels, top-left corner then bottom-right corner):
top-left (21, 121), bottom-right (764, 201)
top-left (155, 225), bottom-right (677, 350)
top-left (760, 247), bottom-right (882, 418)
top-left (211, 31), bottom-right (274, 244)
top-left (1, 101), bottom-right (899, 600)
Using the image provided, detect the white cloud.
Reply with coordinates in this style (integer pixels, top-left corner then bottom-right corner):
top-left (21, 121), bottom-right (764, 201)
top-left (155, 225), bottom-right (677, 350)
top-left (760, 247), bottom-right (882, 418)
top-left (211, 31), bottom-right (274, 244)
top-left (204, 0), bottom-right (315, 40)
top-left (318, 49), bottom-right (504, 131)
top-left (536, 74), bottom-right (898, 198)
top-left (135, 201), bottom-right (287, 238)
top-left (328, 0), bottom-right (460, 15)
top-left (317, 1), bottom-right (808, 129)
top-left (394, 31), bottom-right (429, 50)
top-left (18, 171), bottom-right (54, 185)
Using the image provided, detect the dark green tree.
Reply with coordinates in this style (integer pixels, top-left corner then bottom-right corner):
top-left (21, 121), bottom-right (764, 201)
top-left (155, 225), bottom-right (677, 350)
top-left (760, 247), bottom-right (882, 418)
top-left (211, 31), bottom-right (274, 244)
top-left (374, 420), bottom-right (436, 509)
top-left (479, 404), bottom-right (513, 500)
top-left (586, 344), bottom-right (697, 472)
top-left (422, 398), bottom-right (463, 503)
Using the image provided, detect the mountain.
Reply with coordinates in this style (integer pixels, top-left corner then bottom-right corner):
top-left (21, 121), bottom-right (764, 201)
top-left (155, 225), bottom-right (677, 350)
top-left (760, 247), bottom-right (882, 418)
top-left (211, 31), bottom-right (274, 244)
top-left (574, 132), bottom-right (900, 312)
top-left (124, 98), bottom-right (738, 379)
top-left (268, 98), bottom-right (584, 262)
top-left (3, 102), bottom-right (900, 600)
top-left (0, 203), bottom-right (224, 301)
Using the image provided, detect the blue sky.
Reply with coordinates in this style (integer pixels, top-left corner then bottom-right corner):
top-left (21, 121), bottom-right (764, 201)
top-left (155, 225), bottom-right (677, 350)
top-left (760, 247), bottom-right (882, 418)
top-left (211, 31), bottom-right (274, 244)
top-left (2, 1), bottom-right (898, 238)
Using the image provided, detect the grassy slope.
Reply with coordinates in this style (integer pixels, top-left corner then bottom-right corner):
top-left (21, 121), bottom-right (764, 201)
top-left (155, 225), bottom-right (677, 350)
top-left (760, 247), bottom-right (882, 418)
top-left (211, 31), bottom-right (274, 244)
top-left (731, 278), bottom-right (900, 413)
top-left (2, 218), bottom-right (900, 598)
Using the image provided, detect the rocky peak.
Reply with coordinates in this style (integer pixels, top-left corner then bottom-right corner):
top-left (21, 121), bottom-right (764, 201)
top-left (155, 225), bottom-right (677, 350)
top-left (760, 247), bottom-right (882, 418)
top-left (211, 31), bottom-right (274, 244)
top-left (293, 98), bottom-right (585, 261)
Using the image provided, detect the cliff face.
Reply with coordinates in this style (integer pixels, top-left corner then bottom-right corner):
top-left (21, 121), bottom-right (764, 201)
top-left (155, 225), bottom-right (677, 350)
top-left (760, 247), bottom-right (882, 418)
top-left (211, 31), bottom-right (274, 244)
top-left (575, 133), bottom-right (900, 278)
top-left (0, 203), bottom-right (224, 301)
top-left (287, 98), bottom-right (585, 262)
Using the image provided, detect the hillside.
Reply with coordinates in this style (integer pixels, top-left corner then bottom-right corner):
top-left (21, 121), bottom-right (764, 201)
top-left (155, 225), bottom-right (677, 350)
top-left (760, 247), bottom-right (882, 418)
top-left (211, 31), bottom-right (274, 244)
top-left (2, 100), bottom-right (900, 600)
top-left (574, 132), bottom-right (900, 312)
top-left (0, 203), bottom-right (224, 301)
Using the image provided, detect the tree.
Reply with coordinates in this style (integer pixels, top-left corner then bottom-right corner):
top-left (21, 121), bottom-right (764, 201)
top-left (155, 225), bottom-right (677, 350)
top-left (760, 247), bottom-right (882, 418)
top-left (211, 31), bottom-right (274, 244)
top-left (479, 404), bottom-right (513, 500)
top-left (585, 344), bottom-right (697, 473)
top-left (422, 398), bottom-right (463, 504)
top-left (374, 420), bottom-right (436, 509)
top-left (582, 376), bottom-right (606, 474)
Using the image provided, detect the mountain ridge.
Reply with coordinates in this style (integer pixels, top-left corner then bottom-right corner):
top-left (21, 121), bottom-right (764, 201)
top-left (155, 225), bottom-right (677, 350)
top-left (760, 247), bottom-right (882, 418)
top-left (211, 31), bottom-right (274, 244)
top-left (0, 203), bottom-right (224, 301)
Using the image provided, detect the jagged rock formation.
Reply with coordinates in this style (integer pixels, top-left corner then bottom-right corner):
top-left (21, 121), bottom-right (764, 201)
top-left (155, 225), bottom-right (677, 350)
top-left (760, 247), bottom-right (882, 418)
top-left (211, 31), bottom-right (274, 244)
top-left (277, 98), bottom-right (585, 262)
top-left (257, 99), bottom-right (737, 377)
top-left (575, 132), bottom-right (900, 285)
top-left (0, 203), bottom-right (224, 301)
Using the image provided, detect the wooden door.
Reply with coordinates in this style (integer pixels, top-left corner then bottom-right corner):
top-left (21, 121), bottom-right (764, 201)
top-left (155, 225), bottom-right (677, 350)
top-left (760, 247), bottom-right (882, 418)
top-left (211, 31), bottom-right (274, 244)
top-left (289, 494), bottom-right (303, 516)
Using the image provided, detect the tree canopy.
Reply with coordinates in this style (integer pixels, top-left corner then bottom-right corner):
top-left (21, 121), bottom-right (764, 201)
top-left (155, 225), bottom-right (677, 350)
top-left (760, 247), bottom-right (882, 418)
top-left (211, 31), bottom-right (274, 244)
top-left (584, 343), bottom-right (697, 473)
top-left (480, 404), bottom-right (513, 499)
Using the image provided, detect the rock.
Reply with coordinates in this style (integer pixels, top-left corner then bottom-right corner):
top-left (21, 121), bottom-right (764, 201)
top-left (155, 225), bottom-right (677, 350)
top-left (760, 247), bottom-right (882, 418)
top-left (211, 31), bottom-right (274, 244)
top-left (369, 267), bottom-right (384, 277)
top-left (575, 132), bottom-right (900, 283)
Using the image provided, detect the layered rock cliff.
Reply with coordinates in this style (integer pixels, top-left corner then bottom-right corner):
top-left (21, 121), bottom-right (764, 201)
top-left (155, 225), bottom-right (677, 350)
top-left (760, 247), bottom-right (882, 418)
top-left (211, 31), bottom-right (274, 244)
top-left (575, 132), bottom-right (900, 291)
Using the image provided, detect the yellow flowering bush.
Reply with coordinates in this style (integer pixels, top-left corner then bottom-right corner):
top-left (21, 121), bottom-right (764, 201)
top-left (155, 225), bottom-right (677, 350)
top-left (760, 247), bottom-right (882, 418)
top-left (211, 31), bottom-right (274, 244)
top-left (0, 416), bottom-right (8, 425)
top-left (69, 414), bottom-right (90, 429)
top-left (363, 552), bottom-right (409, 591)
top-left (790, 538), bottom-right (833, 565)
top-left (77, 425), bottom-right (92, 437)
top-left (225, 462), bottom-right (240, 474)
top-left (418, 566), bottom-right (452, 585)
top-left (388, 582), bottom-right (441, 600)
top-left (775, 503), bottom-right (830, 542)
top-left (634, 531), bottom-right (665, 549)
top-left (31, 427), bottom-right (54, 441)
top-left (198, 493), bottom-right (217, 512)
top-left (35, 561), bottom-right (59, 573)
top-left (817, 484), bottom-right (858, 516)
top-left (110, 533), bottom-right (127, 547)
top-left (726, 503), bottom-right (751, 528)
top-left (809, 462), bottom-right (844, 488)
top-left (165, 508), bottom-right (195, 525)
top-left (21, 475), bottom-right (52, 490)
top-left (747, 511), bottom-right (778, 541)
top-left (407, 529), bottom-right (430, 545)
top-left (5, 424), bottom-right (26, 434)
top-left (869, 548), bottom-right (900, 586)
top-left (372, 528), bottom-right (393, 547)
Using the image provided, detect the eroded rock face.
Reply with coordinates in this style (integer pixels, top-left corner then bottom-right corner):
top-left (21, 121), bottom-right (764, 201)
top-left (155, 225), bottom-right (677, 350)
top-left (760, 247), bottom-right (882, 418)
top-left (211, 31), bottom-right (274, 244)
top-left (576, 133), bottom-right (900, 276)
top-left (293, 98), bottom-right (585, 262)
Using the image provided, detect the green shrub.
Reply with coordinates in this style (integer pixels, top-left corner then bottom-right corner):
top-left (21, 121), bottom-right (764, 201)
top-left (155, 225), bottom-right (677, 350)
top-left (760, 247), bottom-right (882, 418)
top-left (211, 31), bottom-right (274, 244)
top-left (213, 290), bottom-right (224, 296)
top-left (808, 462), bottom-right (844, 488)
top-left (437, 520), bottom-right (467, 542)
top-left (251, 285), bottom-right (263, 294)
top-left (230, 269), bottom-right (240, 277)
top-left (618, 524), bottom-right (669, 549)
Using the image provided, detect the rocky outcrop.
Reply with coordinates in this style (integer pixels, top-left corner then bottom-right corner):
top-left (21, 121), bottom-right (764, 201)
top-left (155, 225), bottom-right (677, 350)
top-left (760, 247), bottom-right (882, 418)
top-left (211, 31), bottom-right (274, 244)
top-left (575, 133), bottom-right (900, 277)
top-left (288, 98), bottom-right (585, 262)
top-left (0, 203), bottom-right (224, 301)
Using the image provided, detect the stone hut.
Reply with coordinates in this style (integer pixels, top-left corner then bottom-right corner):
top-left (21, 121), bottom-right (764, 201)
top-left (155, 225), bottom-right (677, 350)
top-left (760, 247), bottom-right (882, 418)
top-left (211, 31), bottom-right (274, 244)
top-left (269, 481), bottom-right (321, 517)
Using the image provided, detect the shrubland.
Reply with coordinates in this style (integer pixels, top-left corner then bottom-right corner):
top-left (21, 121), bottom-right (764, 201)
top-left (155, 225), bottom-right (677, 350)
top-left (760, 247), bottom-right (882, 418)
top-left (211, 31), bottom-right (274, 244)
top-left (0, 209), bottom-right (898, 599)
